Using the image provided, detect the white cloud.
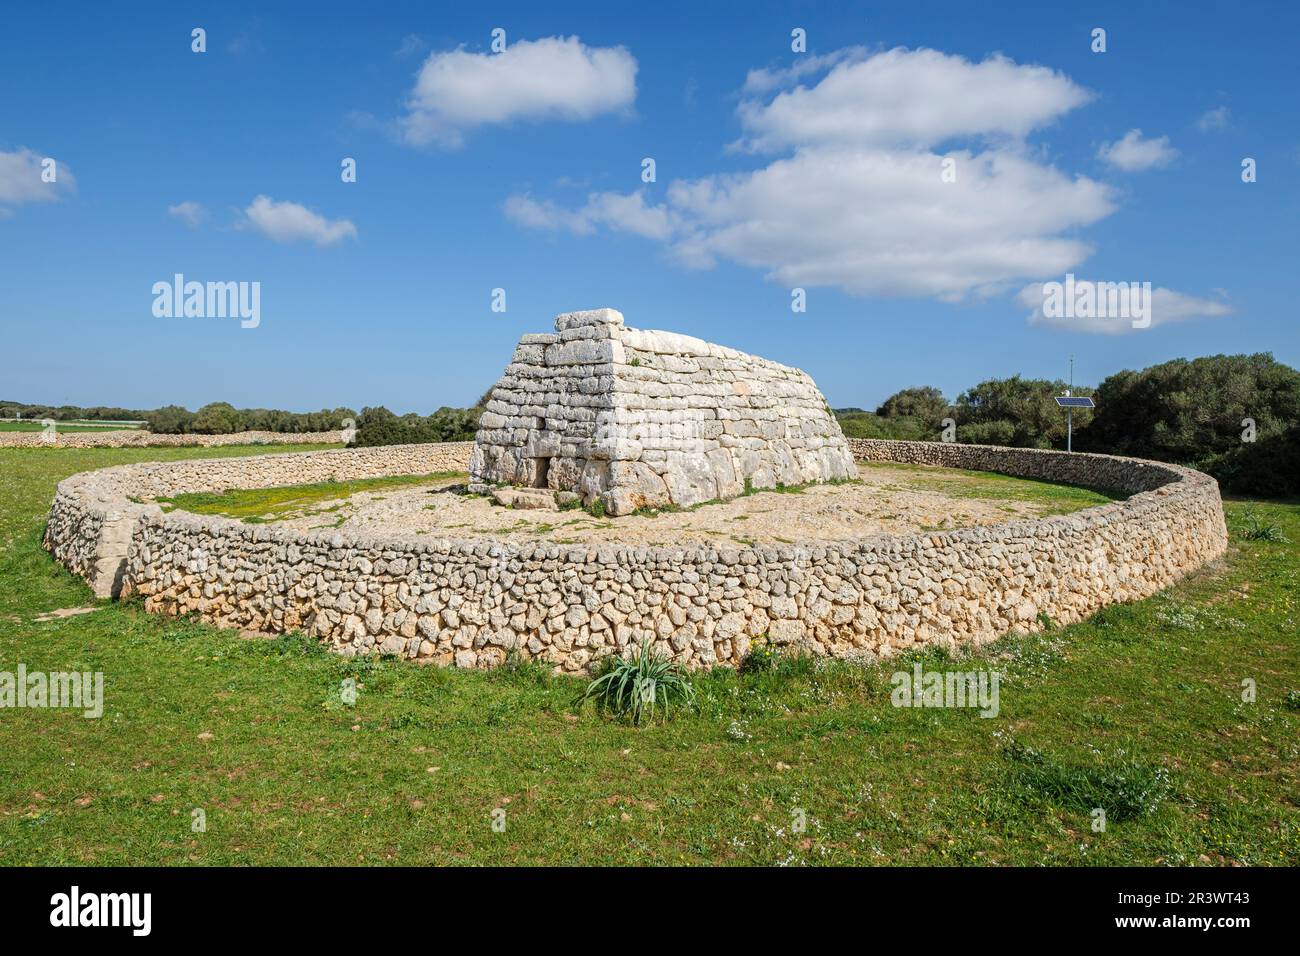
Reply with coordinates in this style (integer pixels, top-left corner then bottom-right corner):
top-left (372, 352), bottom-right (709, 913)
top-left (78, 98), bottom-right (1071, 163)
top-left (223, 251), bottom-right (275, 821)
top-left (1017, 281), bottom-right (1232, 334)
top-left (506, 47), bottom-right (1117, 301)
top-left (741, 48), bottom-right (868, 95)
top-left (505, 191), bottom-right (674, 241)
top-left (1196, 106), bottom-right (1231, 131)
top-left (394, 34), bottom-right (426, 58)
top-left (240, 196), bottom-right (357, 246)
top-left (737, 47), bottom-right (1092, 152)
top-left (666, 148), bottom-right (1112, 298)
top-left (1098, 129), bottom-right (1178, 171)
top-left (168, 201), bottom-right (207, 229)
top-left (400, 36), bottom-right (637, 147)
top-left (0, 147), bottom-right (75, 210)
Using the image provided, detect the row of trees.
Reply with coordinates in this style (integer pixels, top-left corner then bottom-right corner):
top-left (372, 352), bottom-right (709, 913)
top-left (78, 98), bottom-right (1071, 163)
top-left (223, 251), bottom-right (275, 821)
top-left (144, 403), bottom-right (357, 434)
top-left (349, 402), bottom-right (486, 447)
top-left (851, 353), bottom-right (1299, 497)
top-left (2, 399), bottom-right (359, 434)
top-left (0, 402), bottom-right (149, 422)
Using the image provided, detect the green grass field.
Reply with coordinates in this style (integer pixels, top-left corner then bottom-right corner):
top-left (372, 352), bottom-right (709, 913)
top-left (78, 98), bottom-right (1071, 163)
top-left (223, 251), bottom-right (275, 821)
top-left (1, 445), bottom-right (1296, 865)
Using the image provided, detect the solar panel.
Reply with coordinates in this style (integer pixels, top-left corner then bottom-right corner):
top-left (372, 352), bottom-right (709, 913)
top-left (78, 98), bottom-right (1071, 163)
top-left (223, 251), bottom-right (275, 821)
top-left (1055, 396), bottom-right (1095, 408)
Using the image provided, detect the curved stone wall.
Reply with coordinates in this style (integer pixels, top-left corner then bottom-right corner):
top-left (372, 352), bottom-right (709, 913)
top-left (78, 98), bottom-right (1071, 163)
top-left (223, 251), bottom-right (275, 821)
top-left (45, 439), bottom-right (1227, 671)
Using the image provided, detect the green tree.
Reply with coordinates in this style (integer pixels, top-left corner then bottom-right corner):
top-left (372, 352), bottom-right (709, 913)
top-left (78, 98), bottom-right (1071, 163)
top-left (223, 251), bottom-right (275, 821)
top-left (1081, 353), bottom-right (1300, 496)
top-left (955, 376), bottom-right (1093, 449)
top-left (876, 386), bottom-right (950, 424)
top-left (144, 405), bottom-right (195, 434)
top-left (190, 402), bottom-right (245, 434)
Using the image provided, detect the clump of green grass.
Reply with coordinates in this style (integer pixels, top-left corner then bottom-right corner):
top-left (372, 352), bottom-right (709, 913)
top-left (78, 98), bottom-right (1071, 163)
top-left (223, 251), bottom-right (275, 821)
top-left (739, 637), bottom-right (781, 674)
top-left (1233, 510), bottom-right (1289, 543)
top-left (580, 640), bottom-right (696, 724)
top-left (157, 470), bottom-right (466, 523)
top-left (1000, 738), bottom-right (1174, 822)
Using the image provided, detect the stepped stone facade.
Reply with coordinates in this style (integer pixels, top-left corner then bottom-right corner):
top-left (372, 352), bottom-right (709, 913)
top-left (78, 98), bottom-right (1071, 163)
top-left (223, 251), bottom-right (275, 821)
top-left (469, 308), bottom-right (856, 515)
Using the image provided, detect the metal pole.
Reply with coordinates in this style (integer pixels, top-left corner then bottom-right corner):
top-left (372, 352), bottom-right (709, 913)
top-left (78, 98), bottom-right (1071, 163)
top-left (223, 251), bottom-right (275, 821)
top-left (1067, 354), bottom-right (1074, 452)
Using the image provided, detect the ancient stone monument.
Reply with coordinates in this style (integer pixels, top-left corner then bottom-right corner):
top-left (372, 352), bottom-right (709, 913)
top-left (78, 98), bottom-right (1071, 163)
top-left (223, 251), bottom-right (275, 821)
top-left (468, 308), bottom-right (857, 515)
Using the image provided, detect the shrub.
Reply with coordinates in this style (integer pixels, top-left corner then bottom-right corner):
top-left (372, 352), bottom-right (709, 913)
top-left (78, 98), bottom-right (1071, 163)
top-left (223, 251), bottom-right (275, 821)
top-left (351, 404), bottom-right (483, 447)
top-left (835, 410), bottom-right (931, 441)
top-left (1233, 510), bottom-right (1289, 543)
top-left (955, 375), bottom-right (1089, 449)
top-left (876, 386), bottom-right (951, 424)
top-left (1082, 353), bottom-right (1300, 497)
top-left (190, 402), bottom-right (245, 434)
top-left (739, 637), bottom-right (781, 674)
top-left (144, 404), bottom-right (196, 434)
top-left (580, 640), bottom-right (696, 724)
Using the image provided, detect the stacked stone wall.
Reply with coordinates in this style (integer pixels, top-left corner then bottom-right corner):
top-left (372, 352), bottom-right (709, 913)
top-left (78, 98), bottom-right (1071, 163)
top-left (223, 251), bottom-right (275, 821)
top-left (0, 429), bottom-right (345, 449)
top-left (45, 439), bottom-right (1227, 670)
top-left (471, 309), bottom-right (855, 514)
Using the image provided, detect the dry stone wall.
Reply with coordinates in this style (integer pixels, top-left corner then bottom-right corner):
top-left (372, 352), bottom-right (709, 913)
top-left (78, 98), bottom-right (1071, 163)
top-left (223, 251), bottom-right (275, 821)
top-left (45, 439), bottom-right (1227, 671)
top-left (470, 309), bottom-right (855, 515)
top-left (44, 442), bottom-right (473, 597)
top-left (0, 429), bottom-right (345, 449)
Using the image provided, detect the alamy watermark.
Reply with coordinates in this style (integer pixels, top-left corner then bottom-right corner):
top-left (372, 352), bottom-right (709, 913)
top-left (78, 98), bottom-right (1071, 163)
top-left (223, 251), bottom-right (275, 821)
top-left (890, 663), bottom-right (1000, 718)
top-left (50, 886), bottom-right (150, 936)
top-left (152, 273), bottom-right (260, 328)
top-left (1, 664), bottom-right (103, 718)
top-left (1040, 274), bottom-right (1152, 329)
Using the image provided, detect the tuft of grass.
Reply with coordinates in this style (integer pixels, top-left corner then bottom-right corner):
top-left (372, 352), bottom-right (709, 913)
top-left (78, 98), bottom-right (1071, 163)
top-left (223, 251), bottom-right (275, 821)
top-left (1000, 738), bottom-right (1174, 822)
top-left (1233, 509), bottom-right (1289, 543)
top-left (739, 637), bottom-right (781, 675)
top-left (580, 640), bottom-right (696, 724)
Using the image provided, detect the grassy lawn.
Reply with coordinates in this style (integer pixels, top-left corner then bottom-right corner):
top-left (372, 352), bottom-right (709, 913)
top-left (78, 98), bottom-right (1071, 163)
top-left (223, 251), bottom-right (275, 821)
top-left (0, 445), bottom-right (1296, 865)
top-left (861, 460), bottom-right (1122, 515)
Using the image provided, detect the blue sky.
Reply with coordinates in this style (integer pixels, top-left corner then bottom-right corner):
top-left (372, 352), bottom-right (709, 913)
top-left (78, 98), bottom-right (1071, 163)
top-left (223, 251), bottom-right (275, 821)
top-left (2, 0), bottom-right (1297, 413)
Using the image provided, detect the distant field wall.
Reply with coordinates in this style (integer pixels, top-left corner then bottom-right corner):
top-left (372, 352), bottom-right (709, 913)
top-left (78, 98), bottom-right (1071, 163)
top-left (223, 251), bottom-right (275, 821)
top-left (45, 439), bottom-right (1227, 672)
top-left (1, 429), bottom-right (345, 448)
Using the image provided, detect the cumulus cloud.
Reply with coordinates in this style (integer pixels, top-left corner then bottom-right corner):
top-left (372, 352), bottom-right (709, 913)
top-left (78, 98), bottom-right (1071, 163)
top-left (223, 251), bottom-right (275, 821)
top-left (1196, 106), bottom-right (1231, 131)
top-left (168, 201), bottom-right (207, 229)
top-left (400, 36), bottom-right (637, 147)
top-left (0, 147), bottom-right (75, 210)
top-left (506, 47), bottom-right (1117, 301)
top-left (505, 191), bottom-right (674, 241)
top-left (1098, 129), bottom-right (1178, 171)
top-left (240, 196), bottom-right (357, 246)
top-left (1017, 281), bottom-right (1232, 334)
top-left (736, 47), bottom-right (1092, 152)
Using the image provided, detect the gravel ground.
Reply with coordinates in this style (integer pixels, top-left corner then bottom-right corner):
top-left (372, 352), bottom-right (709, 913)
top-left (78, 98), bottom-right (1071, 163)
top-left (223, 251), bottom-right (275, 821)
top-left (249, 463), bottom-right (1075, 546)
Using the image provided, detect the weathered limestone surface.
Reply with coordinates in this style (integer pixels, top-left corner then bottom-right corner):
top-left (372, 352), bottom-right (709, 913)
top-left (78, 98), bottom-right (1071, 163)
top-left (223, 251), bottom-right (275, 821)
top-left (45, 439), bottom-right (1227, 671)
top-left (469, 308), bottom-right (856, 515)
top-left (0, 429), bottom-right (345, 449)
